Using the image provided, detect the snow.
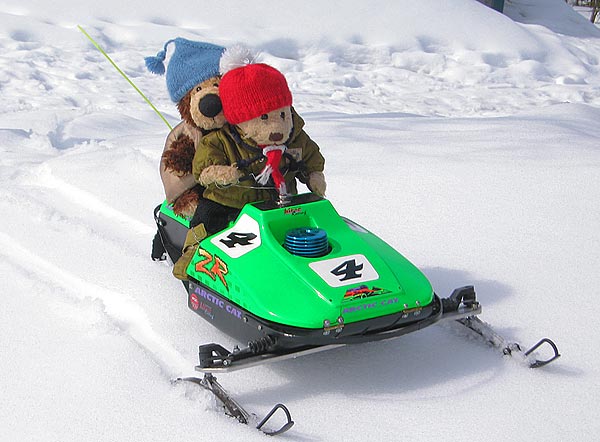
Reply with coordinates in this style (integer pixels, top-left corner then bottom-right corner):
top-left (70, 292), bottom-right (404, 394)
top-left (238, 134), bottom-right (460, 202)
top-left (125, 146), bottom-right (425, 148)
top-left (1, 0), bottom-right (599, 440)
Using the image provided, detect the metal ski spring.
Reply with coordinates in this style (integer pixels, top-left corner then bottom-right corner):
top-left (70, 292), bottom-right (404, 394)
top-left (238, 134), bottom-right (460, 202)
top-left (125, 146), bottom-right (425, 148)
top-left (248, 335), bottom-right (277, 354)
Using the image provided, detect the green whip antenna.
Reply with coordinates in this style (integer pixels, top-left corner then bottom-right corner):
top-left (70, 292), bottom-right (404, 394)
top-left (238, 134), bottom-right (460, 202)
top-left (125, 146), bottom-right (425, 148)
top-left (77, 25), bottom-right (173, 130)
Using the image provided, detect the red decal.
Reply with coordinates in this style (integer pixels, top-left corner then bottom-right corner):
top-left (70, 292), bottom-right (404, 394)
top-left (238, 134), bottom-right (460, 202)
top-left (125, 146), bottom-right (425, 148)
top-left (190, 293), bottom-right (200, 310)
top-left (210, 255), bottom-right (229, 289)
top-left (195, 248), bottom-right (229, 289)
top-left (195, 249), bottom-right (214, 279)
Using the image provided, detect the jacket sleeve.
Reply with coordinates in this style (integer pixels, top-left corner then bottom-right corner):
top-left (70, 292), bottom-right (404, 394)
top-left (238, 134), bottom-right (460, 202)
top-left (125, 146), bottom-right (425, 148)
top-left (295, 130), bottom-right (325, 184)
top-left (192, 131), bottom-right (231, 182)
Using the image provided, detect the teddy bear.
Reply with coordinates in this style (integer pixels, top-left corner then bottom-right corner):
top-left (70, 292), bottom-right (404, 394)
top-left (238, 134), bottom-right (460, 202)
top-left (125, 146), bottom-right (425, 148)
top-left (172, 56), bottom-right (326, 280)
top-left (145, 38), bottom-right (227, 260)
top-left (145, 37), bottom-right (227, 217)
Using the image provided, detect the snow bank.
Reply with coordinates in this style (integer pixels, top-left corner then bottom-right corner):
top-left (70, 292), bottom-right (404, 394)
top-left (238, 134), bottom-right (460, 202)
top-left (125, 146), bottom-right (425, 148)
top-left (2, 0), bottom-right (600, 117)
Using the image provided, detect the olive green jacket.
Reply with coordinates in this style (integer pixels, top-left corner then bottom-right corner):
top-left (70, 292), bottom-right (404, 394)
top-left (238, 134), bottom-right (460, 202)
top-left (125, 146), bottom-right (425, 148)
top-left (193, 109), bottom-right (325, 209)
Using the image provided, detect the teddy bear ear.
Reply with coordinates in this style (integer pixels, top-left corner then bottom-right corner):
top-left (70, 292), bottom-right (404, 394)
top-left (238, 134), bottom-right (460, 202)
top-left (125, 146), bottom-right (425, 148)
top-left (219, 44), bottom-right (260, 75)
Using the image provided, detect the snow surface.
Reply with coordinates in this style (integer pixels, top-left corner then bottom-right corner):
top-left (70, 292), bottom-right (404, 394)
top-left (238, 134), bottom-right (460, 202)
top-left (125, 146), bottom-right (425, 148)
top-left (1, 0), bottom-right (599, 440)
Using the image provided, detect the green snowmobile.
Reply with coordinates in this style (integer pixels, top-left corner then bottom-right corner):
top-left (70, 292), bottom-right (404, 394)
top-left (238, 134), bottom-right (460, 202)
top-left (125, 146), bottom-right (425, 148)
top-left (154, 192), bottom-right (559, 435)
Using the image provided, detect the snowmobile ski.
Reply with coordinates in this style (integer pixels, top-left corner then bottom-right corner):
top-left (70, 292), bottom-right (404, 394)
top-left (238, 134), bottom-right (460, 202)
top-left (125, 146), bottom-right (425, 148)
top-left (176, 374), bottom-right (294, 436)
top-left (444, 286), bottom-right (560, 368)
top-left (455, 315), bottom-right (560, 368)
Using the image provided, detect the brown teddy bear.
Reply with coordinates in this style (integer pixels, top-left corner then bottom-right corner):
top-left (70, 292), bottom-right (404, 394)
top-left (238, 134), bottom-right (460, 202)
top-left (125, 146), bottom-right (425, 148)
top-left (146, 38), bottom-right (227, 260)
top-left (172, 58), bottom-right (326, 279)
top-left (145, 37), bottom-right (227, 218)
top-left (160, 76), bottom-right (226, 218)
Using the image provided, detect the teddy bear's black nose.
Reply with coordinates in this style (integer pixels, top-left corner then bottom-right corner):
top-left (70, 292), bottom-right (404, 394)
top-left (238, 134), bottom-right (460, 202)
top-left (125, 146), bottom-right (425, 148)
top-left (199, 94), bottom-right (222, 118)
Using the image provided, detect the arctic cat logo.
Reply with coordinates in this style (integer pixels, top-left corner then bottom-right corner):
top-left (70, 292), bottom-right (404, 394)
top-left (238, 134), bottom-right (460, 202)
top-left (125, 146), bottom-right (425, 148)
top-left (189, 293), bottom-right (215, 320)
top-left (190, 293), bottom-right (200, 310)
top-left (342, 297), bottom-right (398, 314)
top-left (192, 285), bottom-right (243, 321)
top-left (343, 285), bottom-right (390, 301)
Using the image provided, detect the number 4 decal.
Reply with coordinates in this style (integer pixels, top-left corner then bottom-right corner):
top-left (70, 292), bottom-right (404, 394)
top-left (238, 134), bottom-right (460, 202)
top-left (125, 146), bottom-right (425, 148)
top-left (330, 259), bottom-right (364, 281)
top-left (309, 254), bottom-right (379, 288)
top-left (211, 214), bottom-right (261, 258)
top-left (219, 232), bottom-right (257, 248)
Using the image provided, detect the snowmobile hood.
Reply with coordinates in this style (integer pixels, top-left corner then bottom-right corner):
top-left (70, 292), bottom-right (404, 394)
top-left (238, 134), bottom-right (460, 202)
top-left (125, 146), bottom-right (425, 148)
top-left (187, 194), bottom-right (434, 329)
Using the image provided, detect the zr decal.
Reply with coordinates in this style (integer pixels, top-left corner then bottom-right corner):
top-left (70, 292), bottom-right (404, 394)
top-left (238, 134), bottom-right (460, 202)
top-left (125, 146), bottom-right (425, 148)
top-left (195, 248), bottom-right (229, 289)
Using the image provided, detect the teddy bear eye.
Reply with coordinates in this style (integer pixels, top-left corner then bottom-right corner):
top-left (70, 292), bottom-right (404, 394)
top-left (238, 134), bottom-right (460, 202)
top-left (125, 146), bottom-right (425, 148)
top-left (260, 114), bottom-right (268, 120)
top-left (213, 83), bottom-right (219, 88)
top-left (280, 112), bottom-right (286, 120)
top-left (196, 86), bottom-right (202, 92)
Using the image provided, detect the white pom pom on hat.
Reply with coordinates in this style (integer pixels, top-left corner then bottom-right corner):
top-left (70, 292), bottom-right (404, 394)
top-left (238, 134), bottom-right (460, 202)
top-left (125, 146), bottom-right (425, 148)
top-left (219, 44), bottom-right (260, 75)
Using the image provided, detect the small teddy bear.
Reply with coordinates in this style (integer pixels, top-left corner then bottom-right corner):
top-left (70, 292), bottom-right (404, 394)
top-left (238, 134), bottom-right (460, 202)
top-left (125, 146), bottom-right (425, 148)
top-left (145, 38), bottom-right (227, 219)
top-left (172, 56), bottom-right (326, 280)
top-left (197, 58), bottom-right (326, 206)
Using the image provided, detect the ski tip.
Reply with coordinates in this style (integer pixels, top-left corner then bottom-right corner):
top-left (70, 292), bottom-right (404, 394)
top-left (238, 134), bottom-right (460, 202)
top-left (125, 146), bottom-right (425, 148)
top-left (525, 338), bottom-right (561, 368)
top-left (257, 403), bottom-right (295, 436)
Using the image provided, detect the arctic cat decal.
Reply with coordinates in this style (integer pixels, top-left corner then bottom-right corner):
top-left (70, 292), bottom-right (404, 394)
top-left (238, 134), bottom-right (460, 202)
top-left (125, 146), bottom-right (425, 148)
top-left (343, 285), bottom-right (390, 301)
top-left (190, 293), bottom-right (200, 310)
top-left (195, 248), bottom-right (229, 289)
top-left (342, 297), bottom-right (399, 314)
top-left (211, 214), bottom-right (261, 258)
top-left (192, 285), bottom-right (243, 321)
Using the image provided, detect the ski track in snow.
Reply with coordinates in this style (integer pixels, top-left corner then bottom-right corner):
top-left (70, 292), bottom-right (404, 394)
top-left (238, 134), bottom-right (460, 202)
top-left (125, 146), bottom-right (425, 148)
top-left (0, 151), bottom-right (193, 378)
top-left (0, 169), bottom-right (151, 264)
top-left (32, 163), bottom-right (155, 236)
top-left (0, 231), bottom-right (192, 378)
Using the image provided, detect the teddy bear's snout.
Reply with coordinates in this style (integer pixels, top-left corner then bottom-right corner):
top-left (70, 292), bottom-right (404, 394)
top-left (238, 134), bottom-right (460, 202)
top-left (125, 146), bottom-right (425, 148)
top-left (269, 132), bottom-right (284, 142)
top-left (198, 93), bottom-right (223, 118)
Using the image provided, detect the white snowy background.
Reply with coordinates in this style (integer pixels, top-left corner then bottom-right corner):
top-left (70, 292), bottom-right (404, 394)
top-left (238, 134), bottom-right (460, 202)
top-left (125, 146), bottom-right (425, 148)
top-left (1, 0), bottom-right (599, 440)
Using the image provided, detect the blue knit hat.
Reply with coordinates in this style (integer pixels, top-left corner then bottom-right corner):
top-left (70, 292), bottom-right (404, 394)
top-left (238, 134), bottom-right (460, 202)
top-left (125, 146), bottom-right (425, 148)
top-left (145, 38), bottom-right (225, 102)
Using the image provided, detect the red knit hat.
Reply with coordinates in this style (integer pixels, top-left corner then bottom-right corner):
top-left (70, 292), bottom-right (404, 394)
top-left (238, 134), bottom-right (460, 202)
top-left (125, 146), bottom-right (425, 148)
top-left (219, 63), bottom-right (292, 125)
